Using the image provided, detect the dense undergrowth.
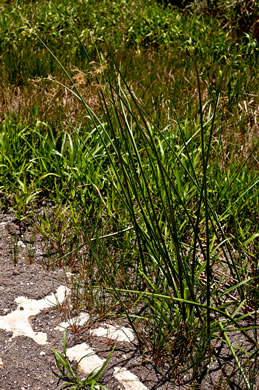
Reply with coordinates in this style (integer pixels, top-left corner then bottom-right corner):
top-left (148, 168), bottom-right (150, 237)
top-left (0, 0), bottom-right (258, 388)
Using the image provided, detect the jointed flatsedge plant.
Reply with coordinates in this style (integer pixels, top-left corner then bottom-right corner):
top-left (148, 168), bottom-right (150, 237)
top-left (41, 38), bottom-right (257, 386)
top-left (0, 0), bottom-right (258, 388)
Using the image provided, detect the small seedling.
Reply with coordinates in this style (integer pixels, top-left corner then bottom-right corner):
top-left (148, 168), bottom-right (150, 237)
top-left (52, 330), bottom-right (113, 389)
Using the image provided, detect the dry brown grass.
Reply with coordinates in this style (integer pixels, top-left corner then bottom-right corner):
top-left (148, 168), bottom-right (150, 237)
top-left (1, 46), bottom-right (257, 169)
top-left (0, 63), bottom-right (108, 128)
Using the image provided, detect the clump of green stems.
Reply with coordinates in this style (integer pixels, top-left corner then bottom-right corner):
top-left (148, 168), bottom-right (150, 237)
top-left (28, 35), bottom-right (257, 387)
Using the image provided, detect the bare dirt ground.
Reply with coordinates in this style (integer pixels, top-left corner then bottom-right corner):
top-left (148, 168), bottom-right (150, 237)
top-left (0, 212), bottom-right (257, 389)
top-left (0, 213), bottom-right (174, 390)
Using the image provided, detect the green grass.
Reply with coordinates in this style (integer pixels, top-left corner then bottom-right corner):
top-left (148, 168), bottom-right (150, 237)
top-left (0, 0), bottom-right (258, 388)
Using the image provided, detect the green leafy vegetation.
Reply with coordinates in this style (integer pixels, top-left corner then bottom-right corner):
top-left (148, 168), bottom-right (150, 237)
top-left (52, 330), bottom-right (112, 389)
top-left (0, 0), bottom-right (258, 388)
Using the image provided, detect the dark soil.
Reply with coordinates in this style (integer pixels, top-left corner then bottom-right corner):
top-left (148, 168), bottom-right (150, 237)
top-left (0, 212), bottom-right (257, 390)
top-left (0, 213), bottom-right (173, 390)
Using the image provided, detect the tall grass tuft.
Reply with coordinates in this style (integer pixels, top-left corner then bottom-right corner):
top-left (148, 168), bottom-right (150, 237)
top-left (32, 41), bottom-right (257, 386)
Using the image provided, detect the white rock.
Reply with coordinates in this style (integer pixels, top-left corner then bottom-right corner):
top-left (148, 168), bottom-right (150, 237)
top-left (113, 367), bottom-right (148, 390)
top-left (0, 286), bottom-right (69, 345)
top-left (55, 312), bottom-right (90, 331)
top-left (17, 240), bottom-right (26, 248)
top-left (66, 343), bottom-right (105, 376)
top-left (66, 344), bottom-right (148, 390)
top-left (90, 325), bottom-right (134, 343)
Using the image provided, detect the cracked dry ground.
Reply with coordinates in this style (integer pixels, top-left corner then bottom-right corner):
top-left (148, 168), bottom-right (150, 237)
top-left (0, 213), bottom-right (173, 390)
